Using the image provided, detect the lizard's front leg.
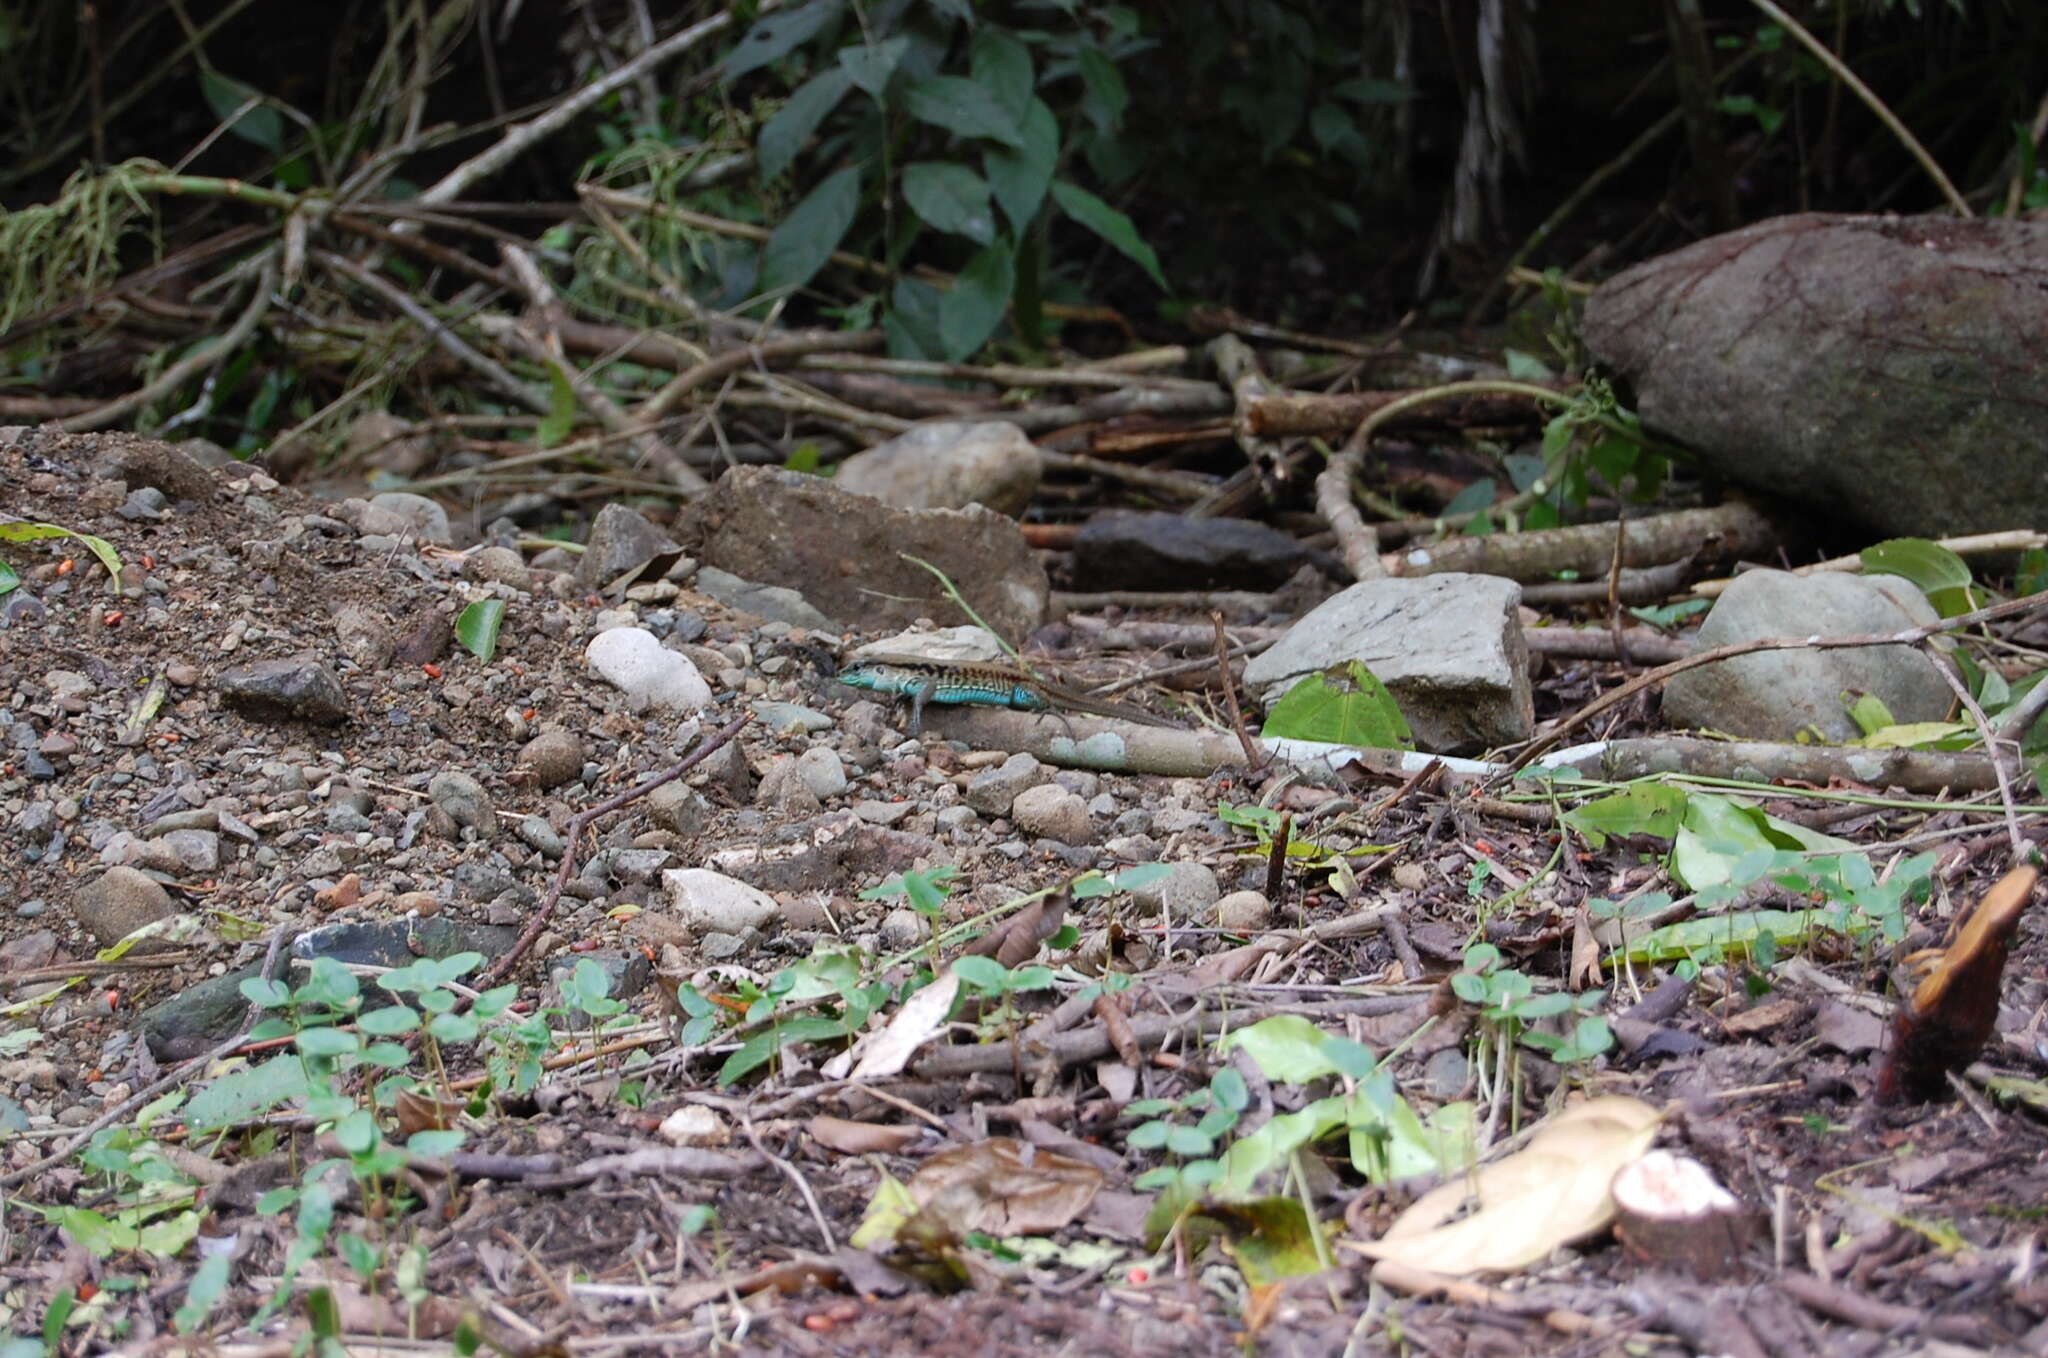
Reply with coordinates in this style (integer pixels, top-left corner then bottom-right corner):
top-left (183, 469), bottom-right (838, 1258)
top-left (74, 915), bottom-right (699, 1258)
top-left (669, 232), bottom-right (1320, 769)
top-left (908, 674), bottom-right (938, 736)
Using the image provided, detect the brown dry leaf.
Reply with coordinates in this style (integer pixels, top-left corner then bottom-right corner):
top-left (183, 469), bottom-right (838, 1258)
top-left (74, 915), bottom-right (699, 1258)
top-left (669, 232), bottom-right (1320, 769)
top-left (809, 1116), bottom-right (925, 1155)
top-left (906, 1136), bottom-right (1103, 1236)
top-left (1351, 1095), bottom-right (1662, 1276)
top-left (1569, 909), bottom-right (1602, 990)
top-left (393, 1087), bottom-right (462, 1137)
top-left (962, 888), bottom-right (1071, 968)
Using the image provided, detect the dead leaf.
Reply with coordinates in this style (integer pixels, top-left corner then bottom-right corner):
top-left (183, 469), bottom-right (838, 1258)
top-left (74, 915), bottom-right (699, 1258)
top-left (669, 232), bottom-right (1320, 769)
top-left (835, 968), bottom-right (959, 1080)
top-left (809, 1116), bottom-right (924, 1155)
top-left (963, 888), bottom-right (1071, 968)
top-left (904, 1136), bottom-right (1103, 1236)
top-left (1350, 1095), bottom-right (1662, 1276)
top-left (1721, 997), bottom-right (1804, 1037)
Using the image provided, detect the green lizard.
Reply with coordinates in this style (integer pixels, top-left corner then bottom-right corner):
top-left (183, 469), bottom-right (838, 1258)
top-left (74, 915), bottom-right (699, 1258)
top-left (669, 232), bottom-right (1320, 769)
top-left (835, 654), bottom-right (1180, 735)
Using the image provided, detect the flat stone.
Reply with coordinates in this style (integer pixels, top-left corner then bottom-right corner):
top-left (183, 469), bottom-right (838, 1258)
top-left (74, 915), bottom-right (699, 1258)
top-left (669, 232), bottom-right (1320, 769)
top-left (833, 421), bottom-right (1041, 518)
top-left (70, 866), bottom-right (175, 949)
top-left (1242, 573), bottom-right (1531, 754)
top-left (216, 655), bottom-right (351, 725)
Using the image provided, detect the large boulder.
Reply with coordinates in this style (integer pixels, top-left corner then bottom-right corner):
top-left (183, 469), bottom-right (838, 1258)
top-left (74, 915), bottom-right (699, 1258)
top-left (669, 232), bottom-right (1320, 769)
top-left (1584, 213), bottom-right (2048, 539)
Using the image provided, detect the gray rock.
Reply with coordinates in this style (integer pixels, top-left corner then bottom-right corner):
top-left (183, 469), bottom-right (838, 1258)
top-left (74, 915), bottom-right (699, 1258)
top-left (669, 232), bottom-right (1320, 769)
top-left (514, 815), bottom-right (565, 858)
top-left (1215, 890), bottom-right (1273, 932)
top-left (466, 546), bottom-right (534, 590)
top-left (833, 421), bottom-right (1041, 518)
top-left (1662, 569), bottom-right (1952, 743)
top-left (577, 503), bottom-right (679, 589)
top-left (1011, 783), bottom-right (1092, 845)
top-left (70, 866), bottom-right (175, 948)
top-left (662, 868), bottom-right (781, 935)
top-left (217, 655), bottom-right (351, 725)
top-left (117, 487), bottom-right (169, 521)
top-left (751, 701), bottom-right (836, 733)
top-left (362, 491), bottom-right (451, 544)
top-left (1131, 862), bottom-right (1221, 918)
top-left (156, 829), bottom-right (221, 873)
top-left (756, 757), bottom-right (823, 814)
top-left (693, 567), bottom-right (836, 630)
top-left (879, 907), bottom-right (925, 951)
top-left (966, 752), bottom-right (1047, 816)
top-left (146, 808), bottom-right (219, 834)
top-left (332, 603), bottom-right (395, 670)
top-left (794, 746), bottom-right (848, 800)
top-left (428, 770), bottom-right (498, 838)
top-left (1585, 213), bottom-right (2048, 539)
top-left (513, 729), bottom-right (584, 790)
top-left (1242, 573), bottom-right (1531, 754)
top-left (853, 799), bottom-right (916, 826)
top-left (676, 466), bottom-right (1049, 639)
top-left (1074, 511), bottom-right (1320, 591)
top-left (648, 782), bottom-right (711, 837)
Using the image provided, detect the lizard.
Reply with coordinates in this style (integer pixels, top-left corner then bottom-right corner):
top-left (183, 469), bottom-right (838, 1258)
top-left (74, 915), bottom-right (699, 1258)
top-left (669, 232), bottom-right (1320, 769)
top-left (834, 654), bottom-right (1182, 735)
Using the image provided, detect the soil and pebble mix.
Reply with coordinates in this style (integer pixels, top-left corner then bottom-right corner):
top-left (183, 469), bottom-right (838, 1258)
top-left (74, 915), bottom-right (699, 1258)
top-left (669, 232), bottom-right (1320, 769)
top-left (7, 427), bottom-right (2048, 1354)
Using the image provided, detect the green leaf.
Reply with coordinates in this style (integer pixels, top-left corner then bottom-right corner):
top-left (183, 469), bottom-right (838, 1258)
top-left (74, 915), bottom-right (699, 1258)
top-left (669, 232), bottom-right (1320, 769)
top-left (1075, 45), bottom-right (1128, 132)
top-left (454, 599), bottom-right (506, 663)
top-left (951, 954), bottom-right (1009, 992)
top-left (902, 76), bottom-right (1027, 147)
top-left (0, 560), bottom-right (19, 596)
top-left (1220, 1014), bottom-right (1346, 1084)
top-left (717, 1014), bottom-right (851, 1084)
top-left (176, 1252), bottom-right (232, 1333)
top-left (984, 97), bottom-right (1058, 231)
top-left (199, 70), bottom-right (284, 152)
top-left (900, 162), bottom-right (996, 244)
top-left (1861, 538), bottom-right (1977, 616)
top-left (938, 240), bottom-right (1013, 359)
top-left (722, 2), bottom-right (845, 83)
top-left (536, 364), bottom-right (575, 448)
top-left (186, 1054), bottom-right (312, 1130)
top-left (1561, 783), bottom-right (1689, 848)
top-left (970, 27), bottom-right (1034, 119)
top-left (759, 166), bottom-right (862, 297)
top-left (334, 1108), bottom-right (379, 1155)
top-left (295, 1027), bottom-right (362, 1059)
top-left (408, 1129), bottom-right (465, 1157)
top-left (759, 68), bottom-right (853, 181)
top-left (1051, 181), bottom-right (1165, 290)
top-left (838, 36), bottom-right (910, 101)
top-left (356, 1006), bottom-right (419, 1036)
top-left (1612, 906), bottom-right (1870, 964)
top-left (0, 520), bottom-right (125, 586)
top-left (1259, 662), bottom-right (1413, 749)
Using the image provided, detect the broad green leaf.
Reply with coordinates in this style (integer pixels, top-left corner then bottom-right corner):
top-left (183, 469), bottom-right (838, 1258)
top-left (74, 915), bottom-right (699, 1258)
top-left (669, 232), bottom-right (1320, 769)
top-left (1610, 907), bottom-right (1871, 964)
top-left (0, 520), bottom-right (124, 585)
top-left (902, 76), bottom-right (1026, 147)
top-left (717, 1014), bottom-right (852, 1084)
top-left (185, 1054), bottom-right (312, 1130)
top-left (984, 97), bottom-right (1058, 231)
top-left (759, 68), bottom-right (853, 180)
top-left (938, 240), bottom-right (1013, 359)
top-left (1051, 180), bottom-right (1166, 289)
top-left (900, 161), bottom-right (996, 244)
top-left (455, 598), bottom-right (505, 662)
top-left (970, 27), bottom-right (1034, 119)
top-left (1220, 1014), bottom-right (1352, 1084)
top-left (1219, 1090), bottom-right (1384, 1198)
top-left (1858, 721), bottom-right (1973, 750)
top-left (838, 35), bottom-right (909, 100)
top-left (884, 276), bottom-right (946, 359)
top-left (199, 71), bottom-right (283, 152)
top-left (1671, 793), bottom-right (1851, 891)
top-left (1075, 44), bottom-right (1128, 132)
top-left (759, 166), bottom-right (862, 297)
top-left (1561, 783), bottom-right (1688, 847)
top-left (0, 560), bottom-right (19, 596)
top-left (1861, 538), bottom-right (1976, 617)
top-left (1259, 662), bottom-right (1412, 749)
top-left (951, 954), bottom-right (1009, 991)
top-left (177, 1251), bottom-right (232, 1332)
top-left (722, 2), bottom-right (845, 83)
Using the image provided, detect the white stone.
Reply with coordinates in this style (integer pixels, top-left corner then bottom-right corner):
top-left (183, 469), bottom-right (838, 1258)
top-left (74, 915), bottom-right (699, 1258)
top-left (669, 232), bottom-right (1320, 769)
top-left (585, 628), bottom-right (712, 711)
top-left (662, 868), bottom-right (780, 935)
